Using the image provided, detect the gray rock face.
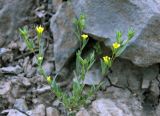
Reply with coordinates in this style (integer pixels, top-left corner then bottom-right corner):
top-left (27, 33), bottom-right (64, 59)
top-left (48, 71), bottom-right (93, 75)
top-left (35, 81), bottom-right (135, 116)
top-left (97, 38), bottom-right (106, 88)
top-left (32, 104), bottom-right (46, 116)
top-left (0, 82), bottom-right (11, 95)
top-left (50, 0), bottom-right (160, 68)
top-left (14, 99), bottom-right (28, 112)
top-left (84, 64), bottom-right (103, 85)
top-left (76, 108), bottom-right (90, 116)
top-left (92, 99), bottom-right (133, 116)
top-left (50, 2), bottom-right (78, 71)
top-left (46, 107), bottom-right (60, 116)
top-left (52, 0), bottom-right (62, 12)
top-left (72, 0), bottom-right (160, 67)
top-left (108, 59), bottom-right (159, 91)
top-left (150, 79), bottom-right (159, 97)
top-left (1, 109), bottom-right (26, 116)
top-left (156, 103), bottom-right (160, 116)
top-left (0, 0), bottom-right (33, 46)
top-left (0, 48), bottom-right (11, 57)
top-left (74, 87), bottom-right (143, 116)
top-left (91, 87), bottom-right (143, 116)
top-left (42, 61), bottom-right (54, 75)
top-left (0, 65), bottom-right (23, 75)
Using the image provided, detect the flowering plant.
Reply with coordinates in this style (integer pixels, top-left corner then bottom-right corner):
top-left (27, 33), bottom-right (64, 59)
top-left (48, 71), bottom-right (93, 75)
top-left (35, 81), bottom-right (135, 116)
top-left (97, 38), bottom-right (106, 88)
top-left (101, 29), bottom-right (135, 76)
top-left (19, 15), bottom-right (134, 115)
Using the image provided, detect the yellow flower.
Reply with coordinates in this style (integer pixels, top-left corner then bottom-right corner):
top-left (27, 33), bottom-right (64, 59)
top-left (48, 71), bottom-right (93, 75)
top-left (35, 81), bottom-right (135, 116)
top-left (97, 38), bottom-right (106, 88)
top-left (113, 42), bottom-right (120, 49)
top-left (103, 56), bottom-right (111, 65)
top-left (38, 56), bottom-right (43, 61)
top-left (81, 34), bottom-right (88, 40)
top-left (36, 25), bottom-right (44, 34)
top-left (47, 76), bottom-right (52, 84)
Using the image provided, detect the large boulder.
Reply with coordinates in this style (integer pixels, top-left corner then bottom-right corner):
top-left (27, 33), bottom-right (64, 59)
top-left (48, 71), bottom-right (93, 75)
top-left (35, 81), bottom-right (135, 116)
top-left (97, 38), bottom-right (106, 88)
top-left (72, 0), bottom-right (160, 67)
top-left (0, 0), bottom-right (34, 47)
top-left (52, 0), bottom-right (62, 12)
top-left (50, 0), bottom-right (160, 69)
top-left (50, 2), bottom-right (78, 71)
top-left (108, 59), bottom-right (159, 92)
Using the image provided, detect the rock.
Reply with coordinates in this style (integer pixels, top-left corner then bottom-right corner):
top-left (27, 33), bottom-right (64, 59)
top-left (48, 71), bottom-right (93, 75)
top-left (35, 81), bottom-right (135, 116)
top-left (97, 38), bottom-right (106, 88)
top-left (33, 85), bottom-right (50, 94)
top-left (8, 41), bottom-right (19, 50)
top-left (1, 66), bottom-right (15, 74)
top-left (1, 52), bottom-right (14, 62)
top-left (32, 98), bottom-right (41, 105)
top-left (20, 77), bottom-right (31, 87)
top-left (42, 61), bottom-right (54, 75)
top-left (17, 73), bottom-right (25, 77)
top-left (92, 98), bottom-right (134, 116)
top-left (45, 44), bottom-right (55, 62)
top-left (17, 41), bottom-right (27, 52)
top-left (156, 103), bottom-right (160, 116)
top-left (72, 0), bottom-right (160, 67)
top-left (52, 100), bottom-right (61, 107)
top-left (35, 10), bottom-right (46, 18)
top-left (128, 98), bottom-right (142, 116)
top-left (150, 79), bottom-right (159, 97)
top-left (105, 87), bottom-right (143, 116)
top-left (141, 79), bottom-right (160, 107)
top-left (0, 65), bottom-right (23, 75)
top-left (0, 36), bottom-right (5, 47)
top-left (10, 76), bottom-right (31, 87)
top-left (46, 107), bottom-right (60, 116)
top-left (26, 110), bottom-right (33, 115)
top-left (0, 48), bottom-right (11, 57)
top-left (30, 75), bottom-right (45, 84)
top-left (0, 82), bottom-right (11, 95)
top-left (142, 79), bottom-right (150, 89)
top-left (18, 59), bottom-right (24, 67)
top-left (23, 57), bottom-right (36, 78)
top-left (141, 64), bottom-right (159, 89)
top-left (32, 104), bottom-right (46, 116)
top-left (92, 87), bottom-right (143, 116)
top-left (51, 0), bottom-right (160, 67)
top-left (141, 78), bottom-right (160, 107)
top-left (0, 0), bottom-right (33, 45)
top-left (50, 2), bottom-right (78, 71)
top-left (10, 83), bottom-right (20, 98)
top-left (108, 59), bottom-right (158, 91)
top-left (106, 87), bottom-right (131, 99)
top-left (14, 98), bottom-right (28, 112)
top-left (26, 66), bottom-right (36, 78)
top-left (84, 64), bottom-right (103, 85)
top-left (92, 99), bottom-right (127, 116)
top-left (23, 57), bottom-right (30, 69)
top-left (1, 109), bottom-right (26, 116)
top-left (76, 108), bottom-right (90, 116)
top-left (52, 0), bottom-right (62, 12)
top-left (32, 56), bottom-right (37, 66)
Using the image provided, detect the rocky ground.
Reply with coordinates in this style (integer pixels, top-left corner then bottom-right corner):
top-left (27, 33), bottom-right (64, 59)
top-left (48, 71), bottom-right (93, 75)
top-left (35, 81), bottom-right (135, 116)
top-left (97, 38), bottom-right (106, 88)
top-left (1, 0), bottom-right (160, 116)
